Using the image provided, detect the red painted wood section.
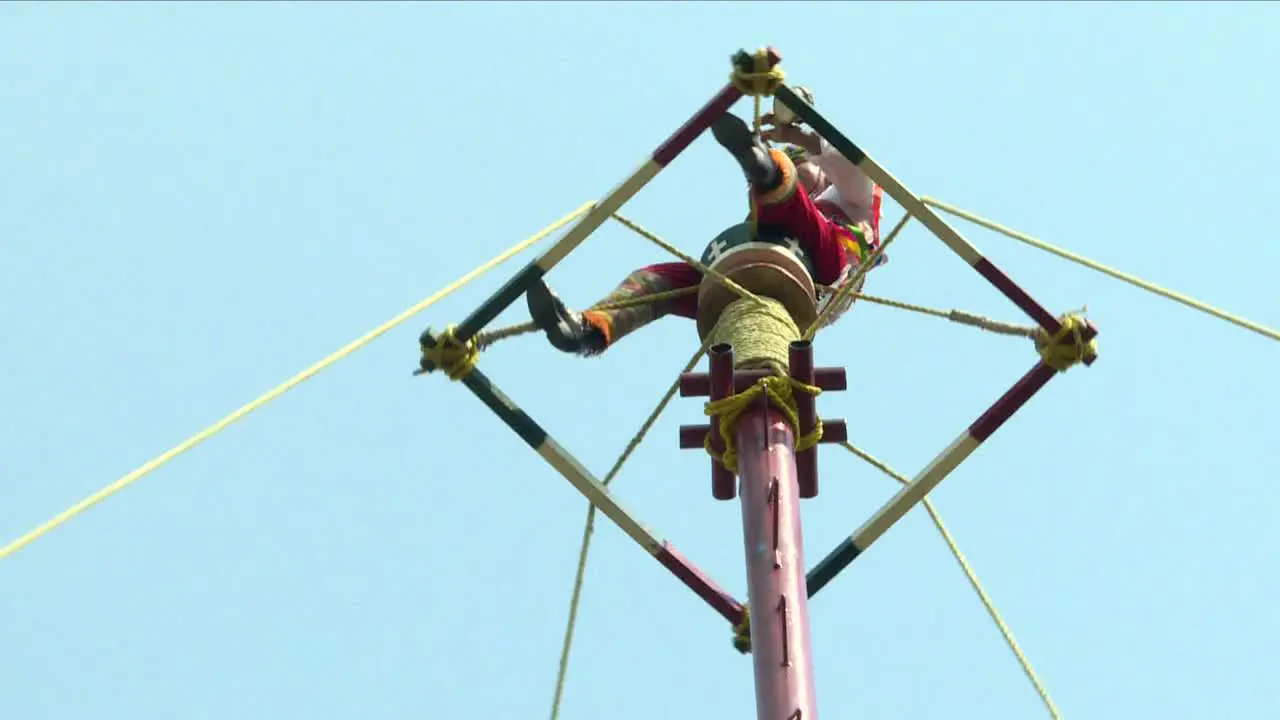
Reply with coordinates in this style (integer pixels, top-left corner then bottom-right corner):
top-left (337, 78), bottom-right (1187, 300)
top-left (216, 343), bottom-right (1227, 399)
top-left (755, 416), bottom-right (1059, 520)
top-left (737, 402), bottom-right (819, 720)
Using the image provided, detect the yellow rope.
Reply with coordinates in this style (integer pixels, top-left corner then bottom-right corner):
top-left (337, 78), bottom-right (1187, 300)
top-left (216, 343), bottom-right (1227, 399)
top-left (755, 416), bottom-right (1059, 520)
top-left (729, 48), bottom-right (785, 98)
top-left (838, 441), bottom-right (1062, 720)
top-left (1035, 313), bottom-right (1096, 371)
top-left (421, 324), bottom-right (481, 381)
top-left (548, 336), bottom-right (716, 720)
top-left (733, 605), bottom-right (752, 653)
top-left (0, 201), bottom-right (596, 561)
top-left (922, 196), bottom-right (1280, 344)
top-left (703, 374), bottom-right (822, 474)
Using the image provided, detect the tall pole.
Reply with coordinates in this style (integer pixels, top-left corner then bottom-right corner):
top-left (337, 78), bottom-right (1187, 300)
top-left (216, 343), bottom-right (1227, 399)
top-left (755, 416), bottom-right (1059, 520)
top-left (683, 331), bottom-right (843, 719)
top-left (681, 236), bottom-right (846, 717)
top-left (737, 396), bottom-right (819, 720)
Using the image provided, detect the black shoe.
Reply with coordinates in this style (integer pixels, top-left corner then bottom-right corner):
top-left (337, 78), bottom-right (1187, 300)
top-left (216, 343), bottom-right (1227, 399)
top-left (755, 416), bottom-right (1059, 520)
top-left (525, 279), bottom-right (607, 356)
top-left (710, 112), bottom-right (781, 190)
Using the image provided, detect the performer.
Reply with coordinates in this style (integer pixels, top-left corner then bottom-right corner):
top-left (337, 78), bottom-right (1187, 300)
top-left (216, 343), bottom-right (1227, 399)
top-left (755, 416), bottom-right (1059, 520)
top-left (761, 89), bottom-right (889, 326)
top-left (527, 84), bottom-right (885, 357)
top-left (762, 106), bottom-right (884, 252)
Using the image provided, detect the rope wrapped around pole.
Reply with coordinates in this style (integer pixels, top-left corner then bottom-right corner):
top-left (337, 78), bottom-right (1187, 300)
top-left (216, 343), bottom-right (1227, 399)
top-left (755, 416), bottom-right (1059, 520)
top-left (708, 296), bottom-right (800, 372)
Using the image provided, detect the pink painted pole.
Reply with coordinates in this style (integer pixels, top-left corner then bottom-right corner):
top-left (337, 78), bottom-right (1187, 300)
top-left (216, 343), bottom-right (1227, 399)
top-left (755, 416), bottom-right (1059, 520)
top-left (737, 394), bottom-right (819, 720)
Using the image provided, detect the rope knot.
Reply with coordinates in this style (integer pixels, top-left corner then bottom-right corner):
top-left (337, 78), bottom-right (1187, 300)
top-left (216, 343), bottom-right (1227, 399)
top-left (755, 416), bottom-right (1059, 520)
top-left (732, 605), bottom-right (752, 654)
top-left (729, 48), bottom-right (784, 97)
top-left (703, 375), bottom-right (822, 473)
top-left (418, 324), bottom-right (480, 381)
top-left (1034, 313), bottom-right (1097, 371)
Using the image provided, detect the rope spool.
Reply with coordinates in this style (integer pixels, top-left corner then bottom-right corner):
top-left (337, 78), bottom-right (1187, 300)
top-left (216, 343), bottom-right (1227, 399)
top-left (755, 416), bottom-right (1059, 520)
top-left (695, 222), bottom-right (818, 341)
top-left (708, 296), bottom-right (800, 371)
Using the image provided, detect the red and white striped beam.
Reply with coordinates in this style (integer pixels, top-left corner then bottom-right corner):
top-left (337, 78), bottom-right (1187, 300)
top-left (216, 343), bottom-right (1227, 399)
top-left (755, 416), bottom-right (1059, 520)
top-left (772, 83), bottom-right (1099, 595)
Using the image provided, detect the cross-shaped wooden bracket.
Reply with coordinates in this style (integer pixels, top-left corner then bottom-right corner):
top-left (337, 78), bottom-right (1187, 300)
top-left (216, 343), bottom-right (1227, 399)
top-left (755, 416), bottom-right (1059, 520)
top-left (677, 341), bottom-right (848, 501)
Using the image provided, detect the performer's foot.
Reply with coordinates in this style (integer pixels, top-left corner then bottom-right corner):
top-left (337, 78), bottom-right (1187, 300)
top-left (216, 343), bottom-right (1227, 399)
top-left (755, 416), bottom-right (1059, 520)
top-left (526, 279), bottom-right (607, 357)
top-left (710, 112), bottom-right (782, 190)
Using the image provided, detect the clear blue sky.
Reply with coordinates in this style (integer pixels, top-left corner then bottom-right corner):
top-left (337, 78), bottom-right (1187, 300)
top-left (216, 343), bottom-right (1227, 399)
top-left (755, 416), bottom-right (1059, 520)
top-left (4, 3), bottom-right (1278, 719)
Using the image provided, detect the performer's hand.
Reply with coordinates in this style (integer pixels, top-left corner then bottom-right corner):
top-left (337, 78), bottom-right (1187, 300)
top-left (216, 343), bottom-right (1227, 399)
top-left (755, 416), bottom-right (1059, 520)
top-left (761, 112), bottom-right (804, 131)
top-left (762, 123), bottom-right (821, 154)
